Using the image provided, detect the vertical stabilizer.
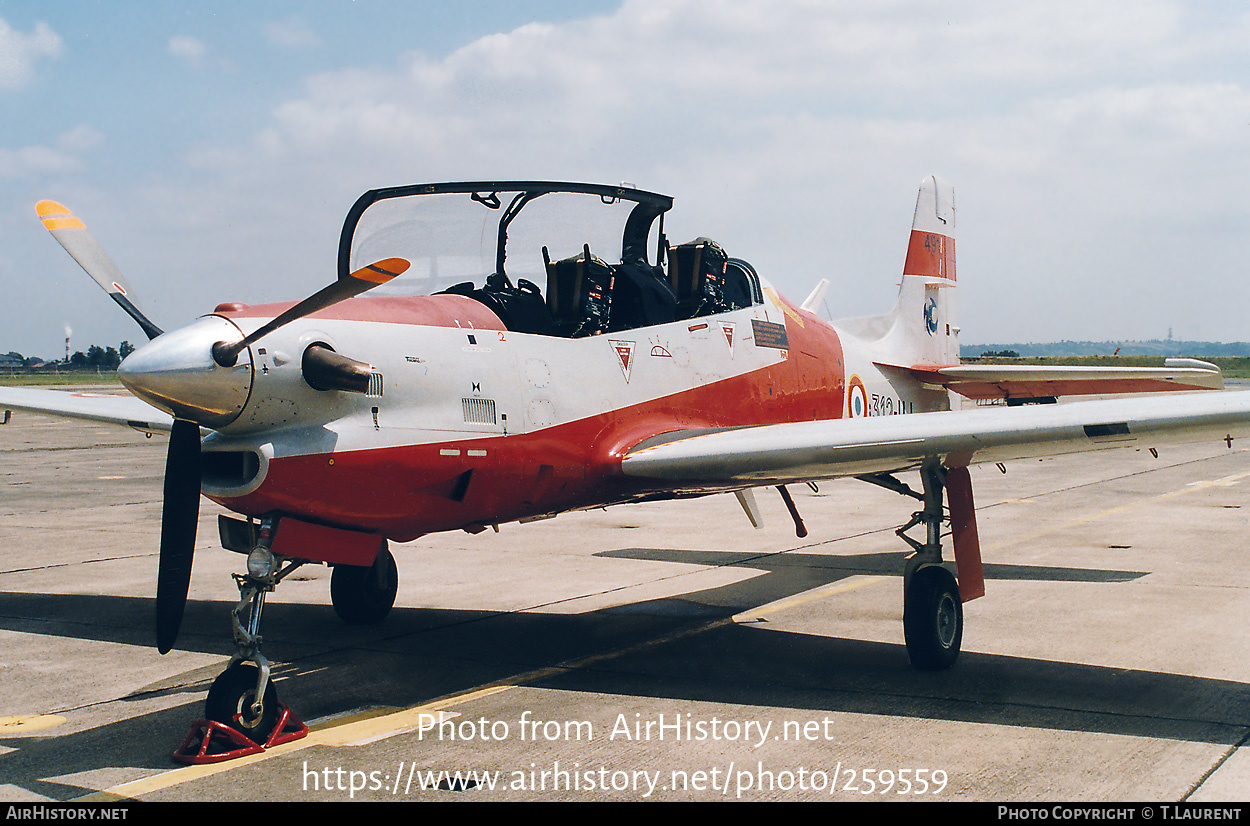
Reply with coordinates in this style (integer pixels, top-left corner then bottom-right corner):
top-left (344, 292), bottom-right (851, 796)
top-left (833, 175), bottom-right (961, 379)
top-left (893, 176), bottom-right (958, 366)
top-left (903, 176), bottom-right (956, 280)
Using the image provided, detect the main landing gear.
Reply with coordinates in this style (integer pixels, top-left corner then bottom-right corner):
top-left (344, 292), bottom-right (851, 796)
top-left (863, 459), bottom-right (964, 670)
top-left (331, 540), bottom-right (398, 624)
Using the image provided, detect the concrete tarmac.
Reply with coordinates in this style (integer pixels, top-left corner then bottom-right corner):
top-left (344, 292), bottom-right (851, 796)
top-left (1, 405), bottom-right (1248, 802)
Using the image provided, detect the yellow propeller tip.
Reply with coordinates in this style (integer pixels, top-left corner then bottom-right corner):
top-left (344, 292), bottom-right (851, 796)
top-left (36, 200), bottom-right (72, 218)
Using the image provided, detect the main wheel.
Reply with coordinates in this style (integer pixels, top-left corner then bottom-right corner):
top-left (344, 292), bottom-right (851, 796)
top-left (330, 541), bottom-right (397, 625)
top-left (205, 662), bottom-right (278, 743)
top-left (903, 565), bottom-right (962, 670)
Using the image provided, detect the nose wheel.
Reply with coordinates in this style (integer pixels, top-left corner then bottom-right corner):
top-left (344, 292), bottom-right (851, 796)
top-left (205, 661), bottom-right (278, 741)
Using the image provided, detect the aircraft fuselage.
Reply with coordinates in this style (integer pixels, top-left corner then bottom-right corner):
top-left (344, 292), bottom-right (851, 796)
top-left (192, 279), bottom-right (943, 547)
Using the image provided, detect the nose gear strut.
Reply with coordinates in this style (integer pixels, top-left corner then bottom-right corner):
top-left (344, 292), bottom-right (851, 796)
top-left (173, 516), bottom-right (309, 764)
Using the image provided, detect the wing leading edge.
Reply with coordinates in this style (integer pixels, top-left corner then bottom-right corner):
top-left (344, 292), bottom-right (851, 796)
top-left (0, 386), bottom-right (172, 433)
top-left (621, 391), bottom-right (1250, 485)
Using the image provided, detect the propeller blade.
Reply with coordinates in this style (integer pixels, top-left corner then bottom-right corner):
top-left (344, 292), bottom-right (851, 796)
top-left (35, 201), bottom-right (164, 340)
top-left (212, 257), bottom-right (409, 367)
top-left (156, 418), bottom-right (201, 654)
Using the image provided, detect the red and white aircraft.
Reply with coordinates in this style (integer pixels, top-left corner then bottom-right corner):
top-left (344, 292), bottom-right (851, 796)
top-left (5, 177), bottom-right (1248, 754)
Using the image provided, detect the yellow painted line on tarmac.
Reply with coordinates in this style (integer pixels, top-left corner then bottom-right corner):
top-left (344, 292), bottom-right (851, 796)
top-left (732, 576), bottom-right (889, 623)
top-left (0, 714), bottom-right (67, 733)
top-left (74, 685), bottom-right (516, 802)
top-left (317, 685), bottom-right (513, 747)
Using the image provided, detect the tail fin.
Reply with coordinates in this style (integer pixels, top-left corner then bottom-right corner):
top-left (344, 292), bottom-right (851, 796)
top-left (835, 176), bottom-right (959, 367)
top-left (903, 175), bottom-right (956, 281)
top-left (892, 175), bottom-right (958, 365)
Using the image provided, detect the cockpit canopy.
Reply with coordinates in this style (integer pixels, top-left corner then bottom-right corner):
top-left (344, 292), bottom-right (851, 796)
top-left (337, 181), bottom-right (760, 337)
top-left (340, 182), bottom-right (671, 292)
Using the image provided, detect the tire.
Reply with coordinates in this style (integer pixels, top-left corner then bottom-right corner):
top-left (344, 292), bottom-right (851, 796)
top-left (205, 662), bottom-right (278, 742)
top-left (904, 565), bottom-right (962, 670)
top-left (330, 541), bottom-right (397, 625)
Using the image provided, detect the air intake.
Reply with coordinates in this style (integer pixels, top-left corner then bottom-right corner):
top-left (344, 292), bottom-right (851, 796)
top-left (462, 398), bottom-right (497, 424)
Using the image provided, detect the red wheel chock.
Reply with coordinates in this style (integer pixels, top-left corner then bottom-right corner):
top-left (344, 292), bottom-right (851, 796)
top-left (172, 702), bottom-right (308, 764)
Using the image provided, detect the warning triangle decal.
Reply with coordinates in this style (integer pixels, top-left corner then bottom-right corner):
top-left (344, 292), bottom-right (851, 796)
top-left (609, 340), bottom-right (635, 382)
top-left (720, 322), bottom-right (736, 358)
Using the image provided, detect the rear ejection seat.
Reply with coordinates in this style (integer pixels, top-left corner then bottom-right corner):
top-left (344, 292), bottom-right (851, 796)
top-left (667, 237), bottom-right (736, 318)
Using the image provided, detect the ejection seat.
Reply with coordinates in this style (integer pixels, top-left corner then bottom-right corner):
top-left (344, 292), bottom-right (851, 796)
top-left (542, 245), bottom-right (614, 337)
top-left (436, 274), bottom-right (554, 336)
top-left (666, 237), bottom-right (736, 318)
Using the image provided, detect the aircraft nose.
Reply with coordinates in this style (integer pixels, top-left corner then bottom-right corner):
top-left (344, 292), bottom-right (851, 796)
top-left (118, 316), bottom-right (253, 428)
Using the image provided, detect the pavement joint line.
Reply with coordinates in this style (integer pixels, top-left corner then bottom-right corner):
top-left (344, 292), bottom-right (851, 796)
top-left (984, 469), bottom-right (1250, 553)
top-left (978, 450), bottom-right (1250, 512)
top-left (0, 553), bottom-right (154, 576)
top-left (1181, 727), bottom-right (1250, 801)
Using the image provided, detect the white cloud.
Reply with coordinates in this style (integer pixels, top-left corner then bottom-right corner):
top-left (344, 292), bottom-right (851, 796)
top-left (240, 0), bottom-right (1240, 164)
top-left (168, 35), bottom-right (208, 66)
top-left (0, 18), bottom-right (63, 91)
top-left (0, 126), bottom-right (102, 179)
top-left (152, 0), bottom-right (1250, 341)
top-left (262, 17), bottom-right (320, 49)
top-left (55, 125), bottom-right (104, 154)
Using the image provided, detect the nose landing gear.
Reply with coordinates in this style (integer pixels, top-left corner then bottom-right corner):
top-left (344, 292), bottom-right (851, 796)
top-left (173, 517), bottom-right (309, 764)
top-left (205, 661), bottom-right (278, 741)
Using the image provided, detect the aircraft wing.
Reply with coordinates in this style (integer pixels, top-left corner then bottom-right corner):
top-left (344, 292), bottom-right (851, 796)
top-left (882, 360), bottom-right (1224, 401)
top-left (0, 386), bottom-right (172, 433)
top-left (621, 390), bottom-right (1250, 485)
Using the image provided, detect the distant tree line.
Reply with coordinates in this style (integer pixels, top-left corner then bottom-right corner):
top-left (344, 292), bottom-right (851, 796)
top-left (964, 340), bottom-right (1250, 357)
top-left (1, 341), bottom-right (135, 370)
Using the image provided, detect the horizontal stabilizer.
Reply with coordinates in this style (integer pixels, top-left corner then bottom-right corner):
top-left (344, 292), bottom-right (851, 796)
top-left (879, 362), bottom-right (1223, 400)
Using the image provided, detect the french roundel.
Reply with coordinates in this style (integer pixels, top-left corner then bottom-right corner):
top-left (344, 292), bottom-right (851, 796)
top-left (847, 375), bottom-right (867, 418)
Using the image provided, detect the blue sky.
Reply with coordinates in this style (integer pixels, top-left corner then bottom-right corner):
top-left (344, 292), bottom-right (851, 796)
top-left (3, 1), bottom-right (1249, 358)
top-left (1, 2), bottom-right (618, 186)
